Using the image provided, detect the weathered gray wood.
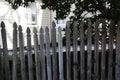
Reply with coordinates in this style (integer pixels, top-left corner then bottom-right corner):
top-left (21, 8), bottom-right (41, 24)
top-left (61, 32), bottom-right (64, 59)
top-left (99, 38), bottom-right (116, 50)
top-left (33, 27), bottom-right (40, 80)
top-left (0, 45), bottom-right (4, 80)
top-left (58, 27), bottom-right (64, 80)
top-left (101, 19), bottom-right (107, 80)
top-left (87, 20), bottom-right (92, 80)
top-left (73, 21), bottom-right (78, 80)
top-left (45, 27), bottom-right (52, 80)
top-left (27, 27), bottom-right (34, 80)
top-left (1, 21), bottom-right (11, 80)
top-left (115, 21), bottom-right (120, 80)
top-left (51, 21), bottom-right (58, 80)
top-left (40, 28), bottom-right (46, 80)
top-left (18, 26), bottom-right (27, 80)
top-left (66, 21), bottom-right (71, 80)
top-left (94, 20), bottom-right (99, 75)
top-left (0, 47), bottom-right (1, 79)
top-left (108, 20), bottom-right (114, 80)
top-left (12, 22), bottom-right (17, 80)
top-left (80, 21), bottom-right (85, 80)
top-left (0, 46), bottom-right (1, 78)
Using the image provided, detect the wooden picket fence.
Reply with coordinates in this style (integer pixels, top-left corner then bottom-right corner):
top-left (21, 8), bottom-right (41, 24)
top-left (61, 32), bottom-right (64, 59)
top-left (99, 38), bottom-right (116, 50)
top-left (0, 19), bottom-right (120, 80)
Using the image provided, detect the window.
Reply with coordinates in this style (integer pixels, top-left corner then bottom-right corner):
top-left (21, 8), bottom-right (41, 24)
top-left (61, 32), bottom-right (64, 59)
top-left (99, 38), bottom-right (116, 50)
top-left (25, 3), bottom-right (37, 26)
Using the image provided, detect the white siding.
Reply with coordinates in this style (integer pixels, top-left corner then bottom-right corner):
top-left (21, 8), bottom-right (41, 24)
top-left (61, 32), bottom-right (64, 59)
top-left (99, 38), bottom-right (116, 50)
top-left (0, 1), bottom-right (54, 50)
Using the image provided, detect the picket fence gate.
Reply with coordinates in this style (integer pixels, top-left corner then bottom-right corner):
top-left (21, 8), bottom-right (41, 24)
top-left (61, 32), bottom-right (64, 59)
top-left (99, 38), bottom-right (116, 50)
top-left (0, 19), bottom-right (120, 80)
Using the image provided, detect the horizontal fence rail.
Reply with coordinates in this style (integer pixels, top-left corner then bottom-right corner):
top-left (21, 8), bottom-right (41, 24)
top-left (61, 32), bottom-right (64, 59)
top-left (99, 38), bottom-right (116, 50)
top-left (0, 20), bottom-right (120, 80)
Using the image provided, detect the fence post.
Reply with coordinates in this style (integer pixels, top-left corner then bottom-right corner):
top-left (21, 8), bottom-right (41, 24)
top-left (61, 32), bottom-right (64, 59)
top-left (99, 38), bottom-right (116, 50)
top-left (27, 27), bottom-right (34, 80)
top-left (33, 27), bottom-right (40, 80)
top-left (1, 22), bottom-right (11, 80)
top-left (115, 21), bottom-right (120, 80)
top-left (66, 21), bottom-right (71, 80)
top-left (45, 27), bottom-right (52, 80)
top-left (108, 20), bottom-right (114, 80)
top-left (80, 21), bottom-right (85, 80)
top-left (94, 20), bottom-right (99, 77)
top-left (40, 28), bottom-right (46, 80)
top-left (101, 19), bottom-right (107, 80)
top-left (73, 21), bottom-right (78, 80)
top-left (51, 21), bottom-right (58, 80)
top-left (58, 27), bottom-right (64, 80)
top-left (18, 26), bottom-right (27, 80)
top-left (87, 20), bottom-right (92, 80)
top-left (12, 22), bottom-right (18, 80)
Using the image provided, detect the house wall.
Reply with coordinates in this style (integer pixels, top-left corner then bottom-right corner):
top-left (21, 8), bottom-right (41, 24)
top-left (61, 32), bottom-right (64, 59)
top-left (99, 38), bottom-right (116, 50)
top-left (0, 0), bottom-right (54, 50)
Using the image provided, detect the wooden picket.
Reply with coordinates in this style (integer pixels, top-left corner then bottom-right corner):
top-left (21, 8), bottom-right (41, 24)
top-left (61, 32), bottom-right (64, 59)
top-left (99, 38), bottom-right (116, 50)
top-left (58, 27), bottom-right (64, 80)
top-left (66, 21), bottom-right (71, 80)
top-left (94, 20), bottom-right (99, 76)
top-left (27, 27), bottom-right (34, 80)
top-left (0, 44), bottom-right (3, 80)
top-left (18, 25), bottom-right (27, 80)
top-left (116, 21), bottom-right (120, 80)
top-left (108, 20), bottom-right (114, 80)
top-left (87, 20), bottom-right (92, 80)
top-left (80, 21), bottom-right (85, 80)
top-left (1, 22), bottom-right (11, 80)
top-left (33, 27), bottom-right (40, 80)
top-left (73, 21), bottom-right (78, 80)
top-left (40, 28), bottom-right (46, 80)
top-left (51, 21), bottom-right (58, 80)
top-left (12, 22), bottom-right (17, 80)
top-left (101, 19), bottom-right (107, 80)
top-left (45, 27), bottom-right (52, 80)
top-left (0, 20), bottom-right (120, 80)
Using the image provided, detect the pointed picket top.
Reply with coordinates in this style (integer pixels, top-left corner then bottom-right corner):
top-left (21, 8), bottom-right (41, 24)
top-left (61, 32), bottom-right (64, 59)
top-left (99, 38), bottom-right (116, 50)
top-left (109, 20), bottom-right (114, 32)
top-left (95, 19), bottom-right (99, 27)
top-left (26, 27), bottom-right (31, 33)
top-left (101, 19), bottom-right (106, 26)
top-left (88, 19), bottom-right (92, 27)
top-left (40, 27), bottom-right (44, 34)
top-left (116, 20), bottom-right (120, 80)
top-left (18, 25), bottom-right (22, 32)
top-left (80, 21), bottom-right (84, 27)
top-left (33, 27), bottom-right (37, 34)
top-left (66, 21), bottom-right (71, 33)
top-left (52, 21), bottom-right (56, 28)
top-left (1, 21), bottom-right (5, 29)
top-left (45, 26), bottom-right (49, 33)
top-left (13, 22), bottom-right (17, 29)
top-left (73, 21), bottom-right (78, 27)
top-left (66, 21), bottom-right (70, 28)
top-left (58, 26), bottom-right (62, 32)
top-left (117, 20), bottom-right (120, 32)
top-left (110, 20), bottom-right (114, 26)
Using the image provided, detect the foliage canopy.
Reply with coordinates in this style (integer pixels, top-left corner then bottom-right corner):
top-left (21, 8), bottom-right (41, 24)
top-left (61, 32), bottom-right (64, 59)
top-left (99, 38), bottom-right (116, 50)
top-left (41, 0), bottom-right (120, 22)
top-left (5, 0), bottom-right (120, 22)
top-left (5, 0), bottom-right (35, 9)
top-left (5, 0), bottom-right (120, 45)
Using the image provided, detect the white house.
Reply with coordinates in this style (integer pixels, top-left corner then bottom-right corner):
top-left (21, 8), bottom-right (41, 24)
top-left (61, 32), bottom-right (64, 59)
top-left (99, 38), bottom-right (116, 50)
top-left (0, 0), bottom-right (54, 50)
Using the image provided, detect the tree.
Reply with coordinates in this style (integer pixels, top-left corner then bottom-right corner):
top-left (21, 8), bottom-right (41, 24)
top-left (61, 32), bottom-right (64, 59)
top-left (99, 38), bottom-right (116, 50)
top-left (40, 0), bottom-right (120, 22)
top-left (41, 0), bottom-right (120, 45)
top-left (41, 0), bottom-right (120, 22)
top-left (5, 0), bottom-right (35, 9)
top-left (5, 0), bottom-right (120, 22)
top-left (5, 0), bottom-right (120, 44)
